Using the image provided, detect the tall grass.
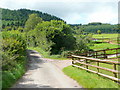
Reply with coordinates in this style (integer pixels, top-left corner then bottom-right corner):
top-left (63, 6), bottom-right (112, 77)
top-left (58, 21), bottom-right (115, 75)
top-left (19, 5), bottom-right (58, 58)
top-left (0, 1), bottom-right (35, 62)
top-left (63, 65), bottom-right (119, 88)
top-left (2, 56), bottom-right (27, 89)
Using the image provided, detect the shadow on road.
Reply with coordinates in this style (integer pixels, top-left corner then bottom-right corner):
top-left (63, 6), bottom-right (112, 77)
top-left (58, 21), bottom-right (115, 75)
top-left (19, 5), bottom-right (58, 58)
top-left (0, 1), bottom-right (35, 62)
top-left (27, 50), bottom-right (39, 54)
top-left (30, 55), bottom-right (40, 59)
top-left (11, 82), bottom-right (52, 88)
top-left (26, 51), bottom-right (45, 70)
top-left (11, 49), bottom-right (81, 88)
top-left (11, 50), bottom-right (52, 88)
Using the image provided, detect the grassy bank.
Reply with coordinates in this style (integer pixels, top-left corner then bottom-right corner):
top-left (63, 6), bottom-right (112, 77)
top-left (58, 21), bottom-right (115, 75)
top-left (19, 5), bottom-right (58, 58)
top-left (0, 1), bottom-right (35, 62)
top-left (28, 47), bottom-right (69, 60)
top-left (63, 65), bottom-right (119, 88)
top-left (2, 56), bottom-right (27, 89)
top-left (2, 30), bottom-right (27, 89)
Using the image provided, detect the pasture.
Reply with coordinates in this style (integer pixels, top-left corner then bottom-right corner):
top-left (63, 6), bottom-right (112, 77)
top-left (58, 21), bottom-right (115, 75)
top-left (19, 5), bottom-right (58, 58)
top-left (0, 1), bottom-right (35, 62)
top-left (93, 34), bottom-right (118, 39)
top-left (90, 43), bottom-right (118, 51)
top-left (92, 34), bottom-right (119, 44)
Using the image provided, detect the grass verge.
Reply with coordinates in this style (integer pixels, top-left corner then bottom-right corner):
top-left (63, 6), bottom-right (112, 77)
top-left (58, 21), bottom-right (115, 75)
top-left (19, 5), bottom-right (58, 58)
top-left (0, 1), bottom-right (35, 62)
top-left (63, 65), bottom-right (119, 88)
top-left (2, 56), bottom-right (27, 89)
top-left (28, 47), bottom-right (69, 60)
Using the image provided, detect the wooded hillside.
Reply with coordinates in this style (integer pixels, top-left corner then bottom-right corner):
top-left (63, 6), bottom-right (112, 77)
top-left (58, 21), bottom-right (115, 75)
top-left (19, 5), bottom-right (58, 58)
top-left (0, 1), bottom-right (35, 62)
top-left (70, 22), bottom-right (118, 33)
top-left (1, 8), bottom-right (64, 26)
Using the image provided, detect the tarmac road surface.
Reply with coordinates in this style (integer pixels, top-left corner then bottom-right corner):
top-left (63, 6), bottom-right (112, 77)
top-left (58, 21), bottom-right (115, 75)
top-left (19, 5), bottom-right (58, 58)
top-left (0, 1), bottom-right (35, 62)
top-left (12, 50), bottom-right (82, 88)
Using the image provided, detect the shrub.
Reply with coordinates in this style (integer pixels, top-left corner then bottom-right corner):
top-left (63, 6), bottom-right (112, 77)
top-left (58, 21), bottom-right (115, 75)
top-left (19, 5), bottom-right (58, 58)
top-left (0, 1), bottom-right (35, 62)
top-left (2, 30), bottom-right (26, 71)
top-left (1, 30), bottom-right (27, 89)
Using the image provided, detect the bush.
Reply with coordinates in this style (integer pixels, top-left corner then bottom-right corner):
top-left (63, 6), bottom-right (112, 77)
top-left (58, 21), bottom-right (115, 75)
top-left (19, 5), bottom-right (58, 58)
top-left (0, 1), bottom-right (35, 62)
top-left (1, 30), bottom-right (27, 89)
top-left (61, 51), bottom-right (72, 58)
top-left (2, 30), bottom-right (26, 71)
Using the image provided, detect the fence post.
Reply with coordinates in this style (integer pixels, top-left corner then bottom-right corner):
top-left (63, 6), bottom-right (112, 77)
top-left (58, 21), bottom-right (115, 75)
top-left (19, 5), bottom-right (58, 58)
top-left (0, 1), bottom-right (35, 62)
top-left (113, 64), bottom-right (117, 78)
top-left (86, 52), bottom-right (88, 57)
top-left (93, 51), bottom-right (95, 58)
top-left (97, 61), bottom-right (99, 73)
top-left (96, 51), bottom-right (97, 58)
top-left (85, 59), bottom-right (88, 69)
top-left (103, 50), bottom-right (107, 59)
top-left (116, 48), bottom-right (118, 57)
top-left (72, 57), bottom-right (74, 64)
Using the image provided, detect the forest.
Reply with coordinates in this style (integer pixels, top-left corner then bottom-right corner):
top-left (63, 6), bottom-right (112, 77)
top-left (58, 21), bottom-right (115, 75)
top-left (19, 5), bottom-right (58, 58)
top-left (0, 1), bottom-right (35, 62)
top-left (1, 8), bottom-right (64, 28)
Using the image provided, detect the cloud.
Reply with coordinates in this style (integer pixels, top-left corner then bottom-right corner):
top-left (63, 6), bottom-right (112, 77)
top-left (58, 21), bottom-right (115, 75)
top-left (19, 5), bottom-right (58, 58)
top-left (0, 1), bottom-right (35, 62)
top-left (87, 2), bottom-right (118, 24)
top-left (88, 11), bottom-right (117, 24)
top-left (0, 0), bottom-right (118, 24)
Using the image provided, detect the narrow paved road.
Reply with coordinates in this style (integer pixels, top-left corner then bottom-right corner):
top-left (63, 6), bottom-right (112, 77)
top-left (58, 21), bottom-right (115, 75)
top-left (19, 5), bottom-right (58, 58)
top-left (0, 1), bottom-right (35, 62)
top-left (12, 50), bottom-right (82, 88)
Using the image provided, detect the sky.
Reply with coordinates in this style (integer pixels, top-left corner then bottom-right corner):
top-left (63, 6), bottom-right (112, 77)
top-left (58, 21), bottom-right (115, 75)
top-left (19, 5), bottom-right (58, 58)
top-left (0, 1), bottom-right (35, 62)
top-left (0, 0), bottom-right (119, 24)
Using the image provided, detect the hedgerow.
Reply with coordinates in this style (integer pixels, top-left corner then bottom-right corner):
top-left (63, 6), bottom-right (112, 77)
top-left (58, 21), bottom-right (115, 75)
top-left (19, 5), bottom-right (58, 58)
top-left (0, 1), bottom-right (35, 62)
top-left (2, 30), bottom-right (27, 89)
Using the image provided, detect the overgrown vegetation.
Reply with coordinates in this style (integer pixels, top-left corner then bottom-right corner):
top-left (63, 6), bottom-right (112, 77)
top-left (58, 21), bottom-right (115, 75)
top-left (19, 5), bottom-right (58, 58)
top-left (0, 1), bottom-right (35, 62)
top-left (2, 30), bottom-right (27, 89)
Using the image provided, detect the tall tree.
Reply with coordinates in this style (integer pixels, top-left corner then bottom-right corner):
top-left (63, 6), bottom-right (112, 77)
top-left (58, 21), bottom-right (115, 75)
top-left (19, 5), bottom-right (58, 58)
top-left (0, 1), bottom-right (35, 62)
top-left (34, 20), bottom-right (76, 54)
top-left (75, 28), bottom-right (92, 53)
top-left (97, 30), bottom-right (101, 34)
top-left (24, 14), bottom-right (43, 32)
top-left (24, 14), bottom-right (43, 46)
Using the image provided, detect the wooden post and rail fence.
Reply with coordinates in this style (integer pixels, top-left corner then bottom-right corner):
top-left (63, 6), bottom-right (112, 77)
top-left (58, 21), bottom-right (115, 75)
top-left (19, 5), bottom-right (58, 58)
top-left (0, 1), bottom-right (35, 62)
top-left (72, 55), bottom-right (120, 82)
top-left (67, 48), bottom-right (120, 59)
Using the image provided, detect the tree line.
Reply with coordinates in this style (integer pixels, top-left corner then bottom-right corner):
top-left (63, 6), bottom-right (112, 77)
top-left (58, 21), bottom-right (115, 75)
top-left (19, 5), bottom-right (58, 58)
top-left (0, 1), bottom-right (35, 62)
top-left (1, 8), bottom-right (64, 28)
top-left (2, 8), bottom-right (118, 34)
top-left (70, 22), bottom-right (118, 34)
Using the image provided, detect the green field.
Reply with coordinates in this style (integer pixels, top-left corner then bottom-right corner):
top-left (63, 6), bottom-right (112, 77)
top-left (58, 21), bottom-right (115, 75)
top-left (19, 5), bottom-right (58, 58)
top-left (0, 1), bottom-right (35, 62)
top-left (90, 34), bottom-right (119, 57)
top-left (93, 34), bottom-right (119, 44)
top-left (63, 65), bottom-right (119, 88)
top-left (90, 43), bottom-right (118, 51)
top-left (93, 34), bottom-right (118, 39)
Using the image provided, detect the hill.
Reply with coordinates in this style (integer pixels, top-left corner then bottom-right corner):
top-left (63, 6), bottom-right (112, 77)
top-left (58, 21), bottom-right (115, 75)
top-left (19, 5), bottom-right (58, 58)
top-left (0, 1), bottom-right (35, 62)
top-left (69, 22), bottom-right (118, 34)
top-left (1, 8), bottom-right (64, 27)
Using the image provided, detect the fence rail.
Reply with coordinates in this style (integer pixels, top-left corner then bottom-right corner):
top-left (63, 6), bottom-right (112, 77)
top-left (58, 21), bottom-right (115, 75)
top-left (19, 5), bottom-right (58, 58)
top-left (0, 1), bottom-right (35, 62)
top-left (72, 55), bottom-right (120, 82)
top-left (67, 48), bottom-right (120, 59)
top-left (86, 48), bottom-right (120, 59)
